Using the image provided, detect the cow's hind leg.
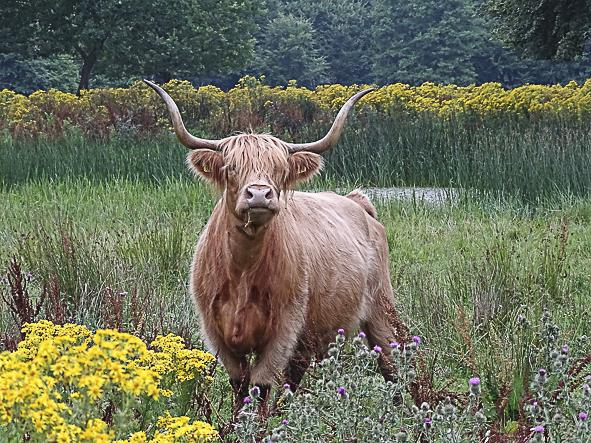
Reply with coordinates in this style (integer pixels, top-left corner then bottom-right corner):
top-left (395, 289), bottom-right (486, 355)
top-left (284, 344), bottom-right (311, 392)
top-left (363, 291), bottom-right (410, 387)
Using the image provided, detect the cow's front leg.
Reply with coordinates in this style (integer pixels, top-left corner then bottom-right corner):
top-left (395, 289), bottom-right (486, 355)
top-left (216, 349), bottom-right (250, 410)
top-left (250, 332), bottom-right (299, 411)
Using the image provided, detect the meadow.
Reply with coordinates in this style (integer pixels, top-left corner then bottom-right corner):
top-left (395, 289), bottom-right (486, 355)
top-left (1, 80), bottom-right (591, 441)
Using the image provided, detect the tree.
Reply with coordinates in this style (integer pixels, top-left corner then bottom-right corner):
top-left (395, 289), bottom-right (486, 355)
top-left (253, 13), bottom-right (329, 87)
top-left (3, 0), bottom-right (262, 93)
top-left (0, 54), bottom-right (79, 94)
top-left (371, 0), bottom-right (482, 85)
top-left (486, 0), bottom-right (591, 60)
top-left (282, 0), bottom-right (373, 85)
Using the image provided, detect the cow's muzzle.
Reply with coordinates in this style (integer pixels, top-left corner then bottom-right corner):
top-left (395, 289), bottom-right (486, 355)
top-left (245, 185), bottom-right (274, 208)
top-left (235, 184), bottom-right (280, 226)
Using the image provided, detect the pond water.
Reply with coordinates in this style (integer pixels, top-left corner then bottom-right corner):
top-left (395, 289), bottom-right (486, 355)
top-left (327, 186), bottom-right (458, 205)
top-left (357, 187), bottom-right (458, 205)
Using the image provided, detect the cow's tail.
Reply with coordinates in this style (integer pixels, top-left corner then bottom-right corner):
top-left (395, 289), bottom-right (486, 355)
top-left (346, 189), bottom-right (377, 219)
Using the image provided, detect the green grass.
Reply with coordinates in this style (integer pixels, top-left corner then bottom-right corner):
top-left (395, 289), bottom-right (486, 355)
top-left (2, 178), bottom-right (590, 391)
top-left (2, 121), bottom-right (591, 437)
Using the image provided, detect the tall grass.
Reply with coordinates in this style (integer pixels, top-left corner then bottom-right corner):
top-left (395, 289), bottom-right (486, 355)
top-left (2, 180), bottom-right (590, 399)
top-left (2, 113), bottom-right (591, 437)
top-left (2, 114), bottom-right (591, 200)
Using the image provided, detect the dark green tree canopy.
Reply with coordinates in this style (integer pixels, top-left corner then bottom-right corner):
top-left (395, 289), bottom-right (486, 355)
top-left (254, 13), bottom-right (329, 87)
top-left (282, 0), bottom-right (373, 85)
top-left (371, 0), bottom-right (482, 85)
top-left (486, 0), bottom-right (591, 59)
top-left (4, 0), bottom-right (261, 93)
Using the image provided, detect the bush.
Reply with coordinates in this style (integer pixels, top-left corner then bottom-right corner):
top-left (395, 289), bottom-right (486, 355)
top-left (0, 321), bottom-right (217, 442)
top-left (2, 77), bottom-right (591, 140)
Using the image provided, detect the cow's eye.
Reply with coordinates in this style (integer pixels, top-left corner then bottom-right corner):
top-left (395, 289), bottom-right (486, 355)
top-left (225, 166), bottom-right (238, 183)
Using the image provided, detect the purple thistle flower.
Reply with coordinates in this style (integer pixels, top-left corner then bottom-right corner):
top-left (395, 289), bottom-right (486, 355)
top-left (424, 417), bottom-right (432, 426)
top-left (579, 411), bottom-right (588, 421)
top-left (282, 419), bottom-right (289, 426)
top-left (358, 331), bottom-right (366, 339)
top-left (243, 396), bottom-right (252, 404)
top-left (389, 341), bottom-right (400, 348)
top-left (561, 345), bottom-right (569, 354)
top-left (469, 377), bottom-right (480, 386)
top-left (531, 425), bottom-right (544, 433)
top-left (337, 386), bottom-right (346, 396)
top-left (412, 336), bottom-right (421, 345)
top-left (337, 328), bottom-right (345, 336)
top-left (250, 386), bottom-right (260, 397)
top-left (283, 383), bottom-right (291, 390)
top-left (373, 345), bottom-right (382, 353)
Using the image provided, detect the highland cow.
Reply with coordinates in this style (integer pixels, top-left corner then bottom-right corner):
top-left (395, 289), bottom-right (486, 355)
top-left (145, 80), bottom-right (409, 406)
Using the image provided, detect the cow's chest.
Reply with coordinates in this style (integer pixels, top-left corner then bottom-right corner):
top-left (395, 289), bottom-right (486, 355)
top-left (212, 277), bottom-right (276, 355)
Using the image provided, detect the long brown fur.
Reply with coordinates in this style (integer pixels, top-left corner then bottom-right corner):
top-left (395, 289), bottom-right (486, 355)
top-left (187, 133), bottom-right (407, 400)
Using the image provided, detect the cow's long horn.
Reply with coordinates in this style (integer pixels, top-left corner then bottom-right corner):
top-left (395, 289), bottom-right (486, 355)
top-left (143, 79), bottom-right (222, 150)
top-left (286, 88), bottom-right (375, 154)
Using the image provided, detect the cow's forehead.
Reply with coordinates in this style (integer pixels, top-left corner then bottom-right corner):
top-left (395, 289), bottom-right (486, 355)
top-left (221, 134), bottom-right (290, 178)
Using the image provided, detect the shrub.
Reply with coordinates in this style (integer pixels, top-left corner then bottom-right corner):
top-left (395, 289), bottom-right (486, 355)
top-left (0, 321), bottom-right (217, 442)
top-left (3, 77), bottom-right (591, 140)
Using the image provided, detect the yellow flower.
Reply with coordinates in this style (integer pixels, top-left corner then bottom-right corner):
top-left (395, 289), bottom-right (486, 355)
top-left (0, 321), bottom-right (217, 441)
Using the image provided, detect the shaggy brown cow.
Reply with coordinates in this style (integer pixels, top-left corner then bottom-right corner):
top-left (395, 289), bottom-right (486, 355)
top-left (145, 80), bottom-right (409, 404)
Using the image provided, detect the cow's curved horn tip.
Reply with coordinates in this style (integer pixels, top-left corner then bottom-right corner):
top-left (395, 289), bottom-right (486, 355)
top-left (143, 79), bottom-right (158, 88)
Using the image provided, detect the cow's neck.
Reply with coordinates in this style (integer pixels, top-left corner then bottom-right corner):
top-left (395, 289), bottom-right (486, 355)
top-left (223, 208), bottom-right (278, 275)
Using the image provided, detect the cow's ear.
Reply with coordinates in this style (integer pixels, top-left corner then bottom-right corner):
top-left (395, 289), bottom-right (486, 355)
top-left (287, 152), bottom-right (324, 186)
top-left (186, 150), bottom-right (225, 185)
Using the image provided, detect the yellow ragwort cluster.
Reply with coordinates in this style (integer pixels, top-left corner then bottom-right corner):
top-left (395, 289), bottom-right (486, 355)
top-left (2, 76), bottom-right (591, 139)
top-left (0, 320), bottom-right (217, 442)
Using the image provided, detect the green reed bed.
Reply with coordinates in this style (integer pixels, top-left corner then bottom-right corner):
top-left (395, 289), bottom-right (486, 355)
top-left (3, 114), bottom-right (591, 200)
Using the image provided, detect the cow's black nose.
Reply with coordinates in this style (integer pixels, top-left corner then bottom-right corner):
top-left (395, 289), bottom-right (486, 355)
top-left (246, 185), bottom-right (274, 208)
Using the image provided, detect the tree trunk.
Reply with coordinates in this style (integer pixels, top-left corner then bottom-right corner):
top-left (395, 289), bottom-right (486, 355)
top-left (155, 71), bottom-right (173, 84)
top-left (77, 51), bottom-right (100, 95)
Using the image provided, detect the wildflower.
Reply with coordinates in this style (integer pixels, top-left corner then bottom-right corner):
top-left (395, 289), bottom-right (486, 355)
top-left (337, 328), bottom-right (345, 336)
top-left (336, 386), bottom-right (346, 396)
top-left (358, 331), bottom-right (366, 339)
top-left (561, 345), bottom-right (569, 354)
top-left (250, 386), bottom-right (260, 398)
top-left (423, 417), bottom-right (432, 429)
top-left (389, 341), bottom-right (400, 349)
top-left (579, 411), bottom-right (588, 421)
top-left (531, 425), bottom-right (544, 433)
top-left (536, 368), bottom-right (547, 384)
top-left (282, 419), bottom-right (289, 425)
top-left (412, 336), bottom-right (421, 345)
top-left (283, 383), bottom-right (291, 390)
top-left (243, 397), bottom-right (252, 404)
top-left (469, 377), bottom-right (481, 395)
top-left (373, 345), bottom-right (382, 354)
